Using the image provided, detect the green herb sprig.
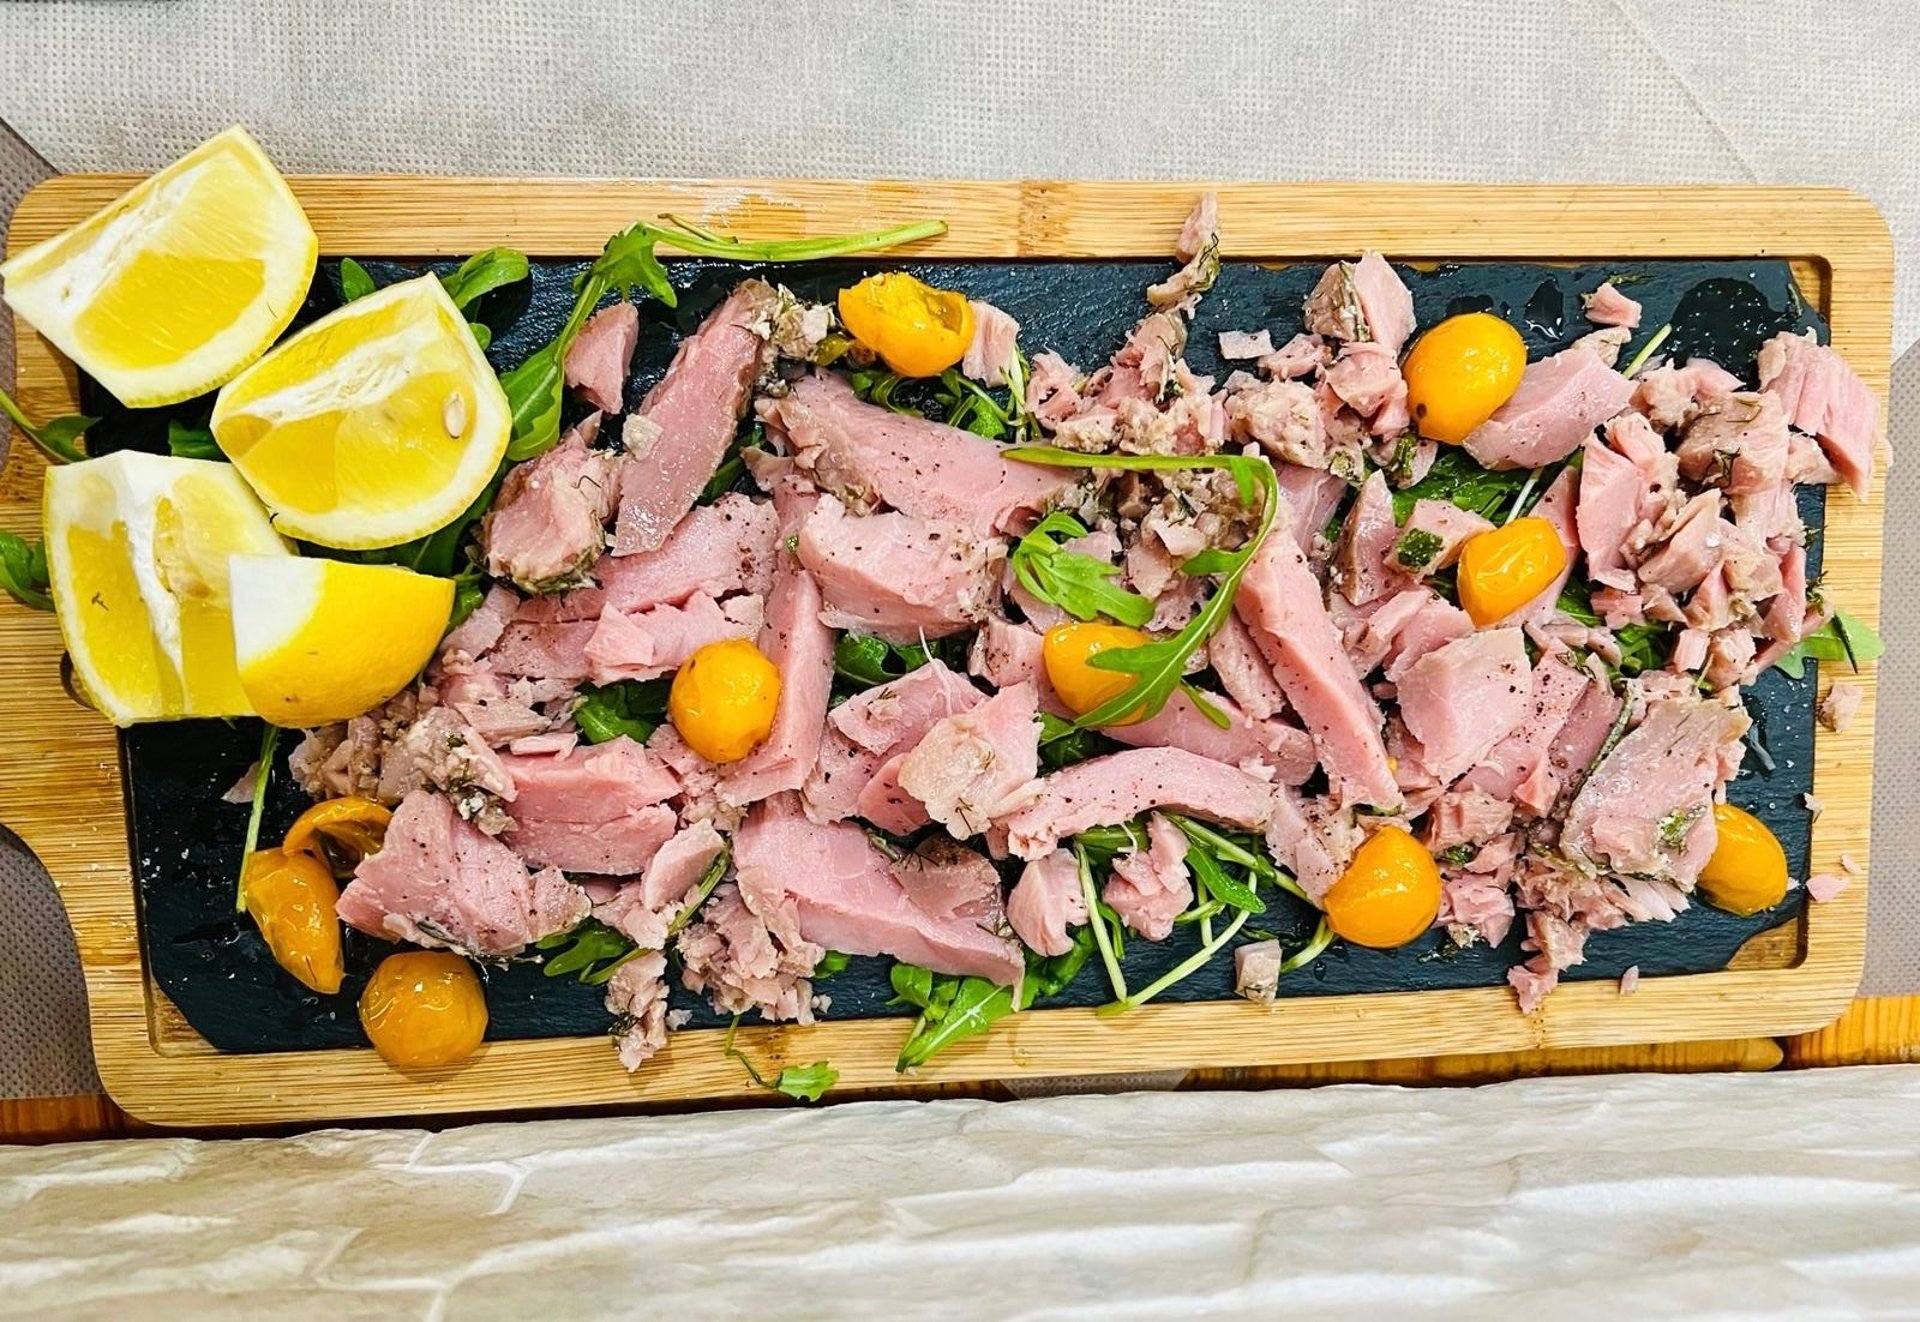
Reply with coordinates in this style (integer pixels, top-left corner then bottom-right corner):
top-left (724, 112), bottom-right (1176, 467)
top-left (1009, 510), bottom-right (1153, 627)
top-left (724, 1015), bottom-right (838, 1101)
top-left (505, 216), bottom-right (944, 462)
top-left (1003, 446), bottom-right (1279, 729)
top-left (889, 926), bottom-right (1097, 1072)
top-left (1773, 610), bottom-right (1885, 680)
top-left (0, 531), bottom-right (51, 611)
top-left (573, 678), bottom-right (672, 744)
top-left (234, 724), bottom-right (280, 912)
top-left (0, 384), bottom-right (94, 465)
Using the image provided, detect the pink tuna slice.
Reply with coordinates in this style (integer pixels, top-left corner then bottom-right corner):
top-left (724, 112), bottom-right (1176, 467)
top-left (499, 737), bottom-right (681, 875)
top-left (1459, 651), bottom-right (1593, 815)
top-left (802, 662), bottom-right (986, 823)
top-left (486, 619), bottom-right (595, 682)
top-left (484, 414), bottom-right (617, 593)
top-left (1575, 431), bottom-right (1644, 587)
top-left (439, 663), bottom-right (548, 748)
top-left (1394, 500), bottom-right (1493, 576)
top-left (1236, 506), bottom-right (1400, 809)
top-left (1103, 812), bottom-right (1194, 941)
top-left (1561, 695), bottom-right (1750, 885)
top-left (1439, 871), bottom-right (1517, 949)
top-left (584, 591), bottom-right (762, 685)
top-left (854, 752), bottom-right (932, 836)
top-left (611, 282), bottom-right (774, 554)
top-left (603, 952), bottom-right (671, 1071)
top-left (1462, 344), bottom-right (1634, 471)
top-left (717, 564), bottom-right (836, 808)
top-left (795, 495), bottom-right (999, 643)
top-left (1637, 490), bottom-right (1725, 595)
top-left (762, 371), bottom-right (1075, 536)
top-left (1333, 470), bottom-right (1413, 606)
top-left (1207, 613), bottom-right (1291, 720)
top-left (564, 301), bottom-right (639, 414)
top-left (733, 793), bottom-right (1023, 984)
top-left (1007, 850), bottom-right (1089, 957)
top-left (1582, 282), bottom-right (1642, 329)
top-left (639, 818), bottom-right (728, 912)
top-left (1264, 785), bottom-right (1349, 901)
top-left (1395, 628), bottom-right (1533, 785)
top-left (887, 837), bottom-right (1002, 921)
top-left (1424, 789), bottom-right (1514, 852)
top-left (1757, 330), bottom-right (1879, 497)
top-left (517, 493), bottom-right (778, 624)
top-left (1219, 329), bottom-right (1276, 361)
top-left (897, 681), bottom-right (1042, 838)
top-left (1104, 690), bottom-right (1317, 787)
top-left (1676, 392), bottom-right (1791, 496)
top-left (440, 583), bottom-right (520, 663)
top-left (961, 299), bottom-right (1021, 387)
top-left (340, 790), bottom-right (588, 957)
top-left (1271, 462), bottom-right (1348, 555)
top-left (1381, 593), bottom-right (1475, 684)
top-left (1324, 342), bottom-right (1404, 420)
top-left (1003, 747), bottom-right (1278, 861)
top-left (1304, 253), bottom-right (1415, 356)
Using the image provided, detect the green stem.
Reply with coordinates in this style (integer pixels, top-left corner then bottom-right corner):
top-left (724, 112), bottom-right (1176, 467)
top-left (1278, 920), bottom-right (1336, 975)
top-left (663, 850), bottom-right (730, 940)
top-left (1096, 907), bottom-right (1252, 1016)
top-left (235, 724), bottom-right (281, 912)
top-left (1621, 323), bottom-right (1672, 379)
top-left (653, 217), bottom-right (946, 263)
top-left (1076, 843), bottom-right (1128, 1002)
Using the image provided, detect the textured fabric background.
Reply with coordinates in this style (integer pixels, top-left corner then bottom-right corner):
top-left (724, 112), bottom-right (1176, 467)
top-left (0, 0), bottom-right (1913, 1096)
top-left (7, 1067), bottom-right (1920, 1316)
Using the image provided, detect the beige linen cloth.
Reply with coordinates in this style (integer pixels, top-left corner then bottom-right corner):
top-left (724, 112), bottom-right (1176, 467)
top-left (6, 1066), bottom-right (1920, 1317)
top-left (0, 0), bottom-right (1916, 1097)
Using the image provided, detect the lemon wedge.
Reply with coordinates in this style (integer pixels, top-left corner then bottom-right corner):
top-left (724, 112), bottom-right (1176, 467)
top-left (229, 555), bottom-right (453, 727)
top-left (0, 127), bottom-right (317, 409)
top-left (211, 274), bottom-right (511, 549)
top-left (44, 451), bottom-right (292, 725)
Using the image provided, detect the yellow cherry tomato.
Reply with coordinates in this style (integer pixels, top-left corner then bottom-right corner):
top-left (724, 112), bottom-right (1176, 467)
top-left (1042, 621), bottom-right (1149, 725)
top-left (1402, 311), bottom-right (1528, 443)
top-left (1456, 516), bottom-right (1568, 626)
top-left (283, 795), bottom-right (392, 876)
top-left (669, 637), bottom-right (783, 764)
top-left (359, 951), bottom-right (489, 1069)
top-left (1323, 825), bottom-right (1443, 949)
top-left (1696, 803), bottom-right (1789, 917)
top-left (241, 846), bottom-right (345, 994)
top-left (837, 272), bottom-right (975, 377)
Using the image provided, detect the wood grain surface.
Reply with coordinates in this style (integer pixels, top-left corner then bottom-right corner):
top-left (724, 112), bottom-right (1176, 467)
top-left (0, 178), bottom-right (1891, 1127)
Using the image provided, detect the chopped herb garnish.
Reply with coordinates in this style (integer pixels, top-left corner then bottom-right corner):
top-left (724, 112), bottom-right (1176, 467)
top-left (1393, 528), bottom-right (1444, 573)
top-left (1009, 510), bottom-right (1154, 627)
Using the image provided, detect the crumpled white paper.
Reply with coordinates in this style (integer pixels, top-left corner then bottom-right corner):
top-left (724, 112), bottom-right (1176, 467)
top-left (5, 1065), bottom-right (1920, 1318)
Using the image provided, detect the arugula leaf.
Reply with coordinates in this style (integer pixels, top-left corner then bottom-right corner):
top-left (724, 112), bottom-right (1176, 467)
top-left (1009, 510), bottom-right (1153, 627)
top-left (538, 919), bottom-right (641, 984)
top-left (0, 385), bottom-right (94, 464)
top-left (468, 321), bottom-right (493, 351)
top-left (573, 679), bottom-right (672, 744)
top-left (887, 961), bottom-right (936, 1010)
top-left (1773, 610), bottom-right (1885, 679)
top-left (507, 217), bottom-right (944, 462)
top-left (1038, 710), bottom-right (1109, 770)
top-left (440, 247), bottom-right (530, 312)
top-left (702, 422), bottom-right (766, 503)
top-left (235, 723), bottom-right (280, 912)
top-left (0, 531), bottom-right (52, 611)
top-left (1024, 924), bottom-right (1097, 1002)
top-left (337, 257), bottom-right (377, 303)
top-left (724, 1015), bottom-right (838, 1101)
top-left (1391, 447), bottom-right (1529, 524)
top-left (1182, 832), bottom-right (1265, 914)
top-left (165, 418), bottom-right (222, 460)
top-left (445, 570), bottom-right (486, 634)
top-left (814, 950), bottom-right (852, 978)
top-left (895, 973), bottom-right (1018, 1071)
top-left (832, 633), bottom-right (942, 688)
top-left (848, 367), bottom-right (922, 415)
top-left (1004, 447), bottom-right (1279, 730)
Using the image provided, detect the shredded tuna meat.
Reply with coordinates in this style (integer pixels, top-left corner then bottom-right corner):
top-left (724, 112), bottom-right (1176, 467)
top-left (1819, 682), bottom-right (1864, 734)
top-left (1007, 850), bottom-right (1088, 957)
top-left (604, 952), bottom-right (671, 1071)
top-left (341, 790), bottom-right (588, 957)
top-left (961, 300), bottom-right (1021, 387)
top-left (564, 301), bottom-right (639, 414)
top-left (1582, 282), bottom-right (1642, 329)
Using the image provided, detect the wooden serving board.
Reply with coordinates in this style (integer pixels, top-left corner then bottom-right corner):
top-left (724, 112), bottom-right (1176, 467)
top-left (0, 179), bottom-right (1889, 1126)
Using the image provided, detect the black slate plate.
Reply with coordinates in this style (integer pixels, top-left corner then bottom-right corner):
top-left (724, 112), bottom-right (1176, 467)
top-left (91, 252), bottom-right (1825, 1054)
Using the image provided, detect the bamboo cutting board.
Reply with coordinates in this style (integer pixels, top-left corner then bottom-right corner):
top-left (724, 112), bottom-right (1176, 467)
top-left (0, 179), bottom-right (1890, 1126)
